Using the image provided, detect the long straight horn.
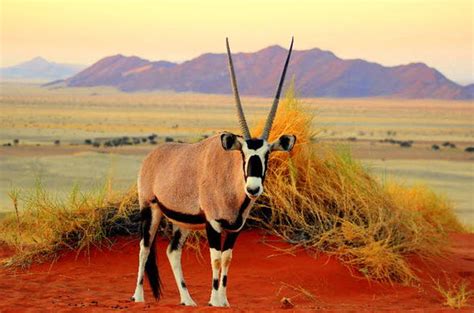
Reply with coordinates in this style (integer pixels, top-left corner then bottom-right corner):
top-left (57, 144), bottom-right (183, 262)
top-left (226, 38), bottom-right (251, 140)
top-left (261, 37), bottom-right (294, 140)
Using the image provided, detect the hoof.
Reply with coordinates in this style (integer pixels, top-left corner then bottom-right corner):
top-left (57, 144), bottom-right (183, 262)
top-left (131, 296), bottom-right (144, 303)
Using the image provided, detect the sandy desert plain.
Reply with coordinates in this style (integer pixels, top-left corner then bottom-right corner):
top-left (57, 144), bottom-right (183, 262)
top-left (1, 81), bottom-right (474, 311)
top-left (1, 82), bottom-right (472, 226)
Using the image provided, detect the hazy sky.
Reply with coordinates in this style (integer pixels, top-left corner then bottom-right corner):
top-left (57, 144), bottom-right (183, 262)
top-left (1, 0), bottom-right (472, 84)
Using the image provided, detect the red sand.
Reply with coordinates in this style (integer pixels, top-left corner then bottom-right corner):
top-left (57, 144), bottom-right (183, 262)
top-left (1, 230), bottom-right (473, 312)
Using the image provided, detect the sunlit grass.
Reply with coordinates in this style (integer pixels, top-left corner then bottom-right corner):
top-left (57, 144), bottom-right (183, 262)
top-left (0, 181), bottom-right (139, 268)
top-left (0, 83), bottom-right (465, 285)
top-left (432, 275), bottom-right (473, 309)
top-left (249, 83), bottom-right (464, 284)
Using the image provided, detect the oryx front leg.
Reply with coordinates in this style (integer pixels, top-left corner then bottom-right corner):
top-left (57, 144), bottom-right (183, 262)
top-left (219, 231), bottom-right (240, 307)
top-left (166, 225), bottom-right (196, 306)
top-left (132, 206), bottom-right (161, 302)
top-left (206, 221), bottom-right (223, 306)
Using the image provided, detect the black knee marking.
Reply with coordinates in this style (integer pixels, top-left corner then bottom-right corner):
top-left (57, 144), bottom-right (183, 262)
top-left (213, 279), bottom-right (219, 290)
top-left (139, 277), bottom-right (144, 285)
top-left (181, 281), bottom-right (186, 289)
top-left (223, 231), bottom-right (240, 251)
top-left (140, 207), bottom-right (152, 247)
top-left (205, 223), bottom-right (221, 250)
top-left (169, 229), bottom-right (182, 252)
top-left (222, 275), bottom-right (227, 287)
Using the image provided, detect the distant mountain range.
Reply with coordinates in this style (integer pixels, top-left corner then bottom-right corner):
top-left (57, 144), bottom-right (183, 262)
top-left (55, 47), bottom-right (472, 99)
top-left (0, 57), bottom-right (85, 80)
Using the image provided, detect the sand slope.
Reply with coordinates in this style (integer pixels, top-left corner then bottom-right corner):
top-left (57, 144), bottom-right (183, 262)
top-left (1, 231), bottom-right (473, 312)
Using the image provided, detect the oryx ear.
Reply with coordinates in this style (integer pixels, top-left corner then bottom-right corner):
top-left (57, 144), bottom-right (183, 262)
top-left (270, 135), bottom-right (296, 152)
top-left (220, 132), bottom-right (242, 151)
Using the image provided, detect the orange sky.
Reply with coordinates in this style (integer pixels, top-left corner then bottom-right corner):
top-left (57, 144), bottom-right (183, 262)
top-left (1, 0), bottom-right (472, 84)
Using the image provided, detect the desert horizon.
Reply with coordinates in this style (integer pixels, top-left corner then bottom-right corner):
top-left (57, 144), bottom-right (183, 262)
top-left (1, 0), bottom-right (473, 311)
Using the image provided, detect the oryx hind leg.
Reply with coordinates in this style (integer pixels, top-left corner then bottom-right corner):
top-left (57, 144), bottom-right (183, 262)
top-left (131, 203), bottom-right (162, 302)
top-left (166, 224), bottom-right (196, 306)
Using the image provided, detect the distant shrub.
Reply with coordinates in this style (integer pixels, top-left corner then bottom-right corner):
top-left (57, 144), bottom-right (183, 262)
top-left (13, 139), bottom-right (19, 145)
top-left (165, 137), bottom-right (174, 142)
top-left (122, 137), bottom-right (132, 145)
top-left (54, 140), bottom-right (60, 145)
top-left (84, 139), bottom-right (92, 145)
top-left (432, 144), bottom-right (440, 151)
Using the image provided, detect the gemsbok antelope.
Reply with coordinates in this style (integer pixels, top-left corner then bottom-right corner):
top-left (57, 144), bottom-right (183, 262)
top-left (131, 37), bottom-right (295, 307)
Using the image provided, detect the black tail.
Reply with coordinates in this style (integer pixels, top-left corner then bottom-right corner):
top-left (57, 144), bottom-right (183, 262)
top-left (145, 239), bottom-right (162, 300)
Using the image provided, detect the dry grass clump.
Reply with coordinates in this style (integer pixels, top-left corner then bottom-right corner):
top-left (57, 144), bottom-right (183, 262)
top-left (432, 276), bottom-right (473, 309)
top-left (0, 181), bottom-right (140, 268)
top-left (385, 183), bottom-right (463, 233)
top-left (250, 84), bottom-right (463, 283)
top-left (0, 84), bottom-right (464, 284)
top-left (0, 181), bottom-right (205, 268)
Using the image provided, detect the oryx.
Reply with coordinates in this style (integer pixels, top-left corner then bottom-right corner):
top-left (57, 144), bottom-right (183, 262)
top-left (131, 38), bottom-right (295, 307)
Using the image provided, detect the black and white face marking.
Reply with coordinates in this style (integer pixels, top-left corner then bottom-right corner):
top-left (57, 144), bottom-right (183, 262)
top-left (241, 139), bottom-right (270, 198)
top-left (220, 132), bottom-right (297, 199)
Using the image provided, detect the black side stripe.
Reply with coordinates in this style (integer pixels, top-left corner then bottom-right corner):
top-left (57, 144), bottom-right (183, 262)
top-left (216, 196), bottom-right (251, 231)
top-left (154, 197), bottom-right (206, 225)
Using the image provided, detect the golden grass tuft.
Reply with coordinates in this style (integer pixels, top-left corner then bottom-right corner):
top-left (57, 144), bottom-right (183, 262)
top-left (249, 82), bottom-right (463, 283)
top-left (432, 276), bottom-right (473, 309)
top-left (0, 181), bottom-right (140, 268)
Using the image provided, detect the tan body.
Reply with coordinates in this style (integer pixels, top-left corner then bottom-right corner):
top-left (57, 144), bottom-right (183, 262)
top-left (131, 37), bottom-right (295, 307)
top-left (138, 134), bottom-right (253, 228)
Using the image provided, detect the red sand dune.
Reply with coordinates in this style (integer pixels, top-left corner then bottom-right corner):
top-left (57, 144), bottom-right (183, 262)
top-left (1, 230), bottom-right (473, 312)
